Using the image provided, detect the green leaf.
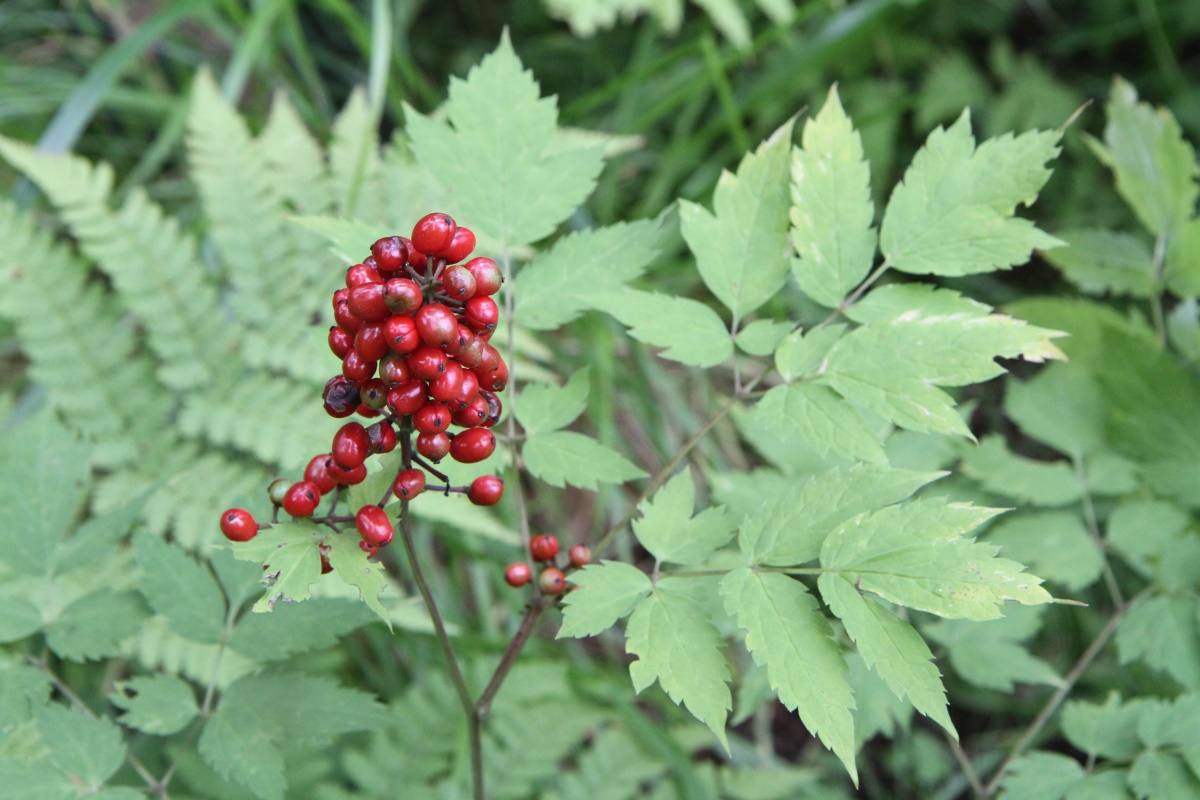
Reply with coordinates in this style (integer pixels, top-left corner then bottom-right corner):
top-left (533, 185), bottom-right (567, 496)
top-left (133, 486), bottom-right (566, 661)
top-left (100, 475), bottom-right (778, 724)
top-left (218, 672), bottom-right (389, 747)
top-left (1107, 501), bottom-right (1199, 591)
top-left (986, 511), bottom-right (1103, 592)
top-left (753, 383), bottom-right (884, 463)
top-left (228, 599), bottom-right (377, 661)
top-left (737, 464), bottom-right (944, 566)
top-left (513, 220), bottom-right (663, 329)
top-left (523, 430), bottom-right (647, 490)
top-left (45, 589), bottom-right (150, 661)
top-left (880, 112), bottom-right (1062, 276)
top-left (0, 760), bottom-right (76, 800)
top-left (632, 471), bottom-right (735, 565)
top-left (1066, 771), bottom-right (1134, 800)
top-left (1062, 693), bottom-right (1147, 761)
top-left (1116, 595), bottom-right (1200, 690)
top-left (515, 367), bottom-right (591, 435)
top-left (626, 581), bottom-right (731, 751)
top-left (846, 651), bottom-right (912, 745)
top-left (735, 319), bottom-right (791, 356)
top-left (821, 498), bottom-right (1052, 620)
top-left (819, 576), bottom-right (954, 737)
top-left (323, 523), bottom-right (391, 627)
top-left (790, 86), bottom-right (877, 308)
top-left (0, 597), bottom-right (43, 643)
top-left (1129, 750), bottom-right (1200, 800)
top-left (35, 704), bottom-right (125, 790)
top-left (773, 324), bottom-right (845, 381)
top-left (558, 561), bottom-right (653, 638)
top-left (53, 495), bottom-right (143, 574)
top-left (235, 525), bottom-right (324, 613)
top-left (198, 710), bottom-right (284, 800)
top-left (0, 408), bottom-right (91, 576)
top-left (110, 674), bottom-right (199, 736)
top-left (997, 752), bottom-right (1084, 800)
top-left (721, 568), bottom-right (857, 782)
top-left (592, 289), bottom-right (732, 367)
top-left (960, 437), bottom-right (1082, 506)
top-left (1041, 229), bottom-right (1156, 298)
top-left (1005, 362), bottom-right (1106, 457)
top-left (843, 283), bottom-right (992, 325)
top-left (135, 532), bottom-right (226, 643)
top-left (1165, 217), bottom-right (1200, 296)
top-left (290, 214), bottom-right (381, 264)
top-left (680, 119), bottom-right (795, 317)
top-left (824, 311), bottom-right (1065, 436)
top-left (925, 607), bottom-right (1061, 691)
top-left (405, 32), bottom-right (604, 246)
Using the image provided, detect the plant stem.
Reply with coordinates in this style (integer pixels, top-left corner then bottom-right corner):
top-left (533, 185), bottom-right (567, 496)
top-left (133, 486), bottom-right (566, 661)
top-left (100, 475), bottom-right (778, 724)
top-left (1073, 454), bottom-right (1124, 610)
top-left (475, 596), bottom-right (548, 718)
top-left (946, 732), bottom-right (985, 799)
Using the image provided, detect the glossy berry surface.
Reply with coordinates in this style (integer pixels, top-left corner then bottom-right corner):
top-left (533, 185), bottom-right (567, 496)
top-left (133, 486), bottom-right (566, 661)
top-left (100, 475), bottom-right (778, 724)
top-left (371, 236), bottom-right (408, 271)
top-left (366, 420), bottom-right (397, 454)
top-left (441, 265), bottom-right (477, 300)
top-left (437, 226), bottom-right (475, 263)
top-left (387, 379), bottom-right (429, 416)
top-left (530, 534), bottom-right (560, 562)
top-left (450, 428), bottom-right (496, 463)
top-left (355, 505), bottom-right (394, 547)
top-left (416, 432), bottom-right (451, 461)
top-left (464, 296), bottom-right (499, 332)
top-left (282, 481), bottom-right (322, 518)
top-left (408, 345), bottom-right (447, 381)
top-left (220, 509), bottom-right (257, 542)
top-left (414, 401), bottom-right (452, 435)
top-left (538, 567), bottom-right (566, 596)
top-left (505, 562), bottom-right (532, 587)
top-left (569, 545), bottom-right (591, 568)
top-left (468, 475), bottom-right (504, 506)
top-left (393, 468), bottom-right (426, 499)
top-left (464, 257), bottom-right (502, 296)
top-left (332, 422), bottom-right (370, 469)
top-left (411, 212), bottom-right (457, 254)
top-left (328, 326), bottom-right (353, 359)
top-left (304, 454), bottom-right (338, 494)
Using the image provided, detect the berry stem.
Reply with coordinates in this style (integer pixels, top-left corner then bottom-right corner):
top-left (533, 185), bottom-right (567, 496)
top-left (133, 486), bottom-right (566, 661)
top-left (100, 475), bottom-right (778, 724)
top-left (475, 596), bottom-right (547, 719)
top-left (411, 453), bottom-right (450, 483)
top-left (498, 243), bottom-right (534, 563)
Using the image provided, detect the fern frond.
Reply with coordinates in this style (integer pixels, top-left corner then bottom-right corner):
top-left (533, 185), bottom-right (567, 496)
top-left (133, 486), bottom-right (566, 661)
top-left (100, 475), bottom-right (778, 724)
top-left (329, 88), bottom-right (387, 222)
top-left (258, 92), bottom-right (334, 215)
top-left (126, 616), bottom-right (257, 690)
top-left (0, 199), bottom-right (168, 466)
top-left (0, 137), bottom-right (231, 391)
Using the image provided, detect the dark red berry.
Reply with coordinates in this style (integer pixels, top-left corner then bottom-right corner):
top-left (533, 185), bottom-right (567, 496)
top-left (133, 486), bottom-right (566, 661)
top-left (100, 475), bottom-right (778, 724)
top-left (408, 345), bottom-right (447, 381)
top-left (480, 389), bottom-right (502, 427)
top-left (356, 505), bottom-right (394, 547)
top-left (366, 420), bottom-right (397, 454)
top-left (358, 378), bottom-right (389, 411)
top-left (356, 403), bottom-right (381, 418)
top-left (452, 370), bottom-right (481, 410)
top-left (430, 361), bottom-right (465, 403)
top-left (416, 431), bottom-right (451, 461)
top-left (371, 236), bottom-right (409, 272)
top-left (436, 226), bottom-right (475, 263)
top-left (401, 236), bottom-right (426, 270)
top-left (387, 379), bottom-right (429, 416)
top-left (464, 257), bottom-right (503, 296)
top-left (414, 401), bottom-right (451, 435)
top-left (332, 422), bottom-right (370, 469)
top-left (333, 298), bottom-right (364, 334)
top-left (342, 349), bottom-right (376, 382)
top-left (328, 326), bottom-right (353, 359)
top-left (464, 296), bottom-right (499, 333)
top-left (411, 212), bottom-right (457, 255)
top-left (323, 375), bottom-right (361, 418)
top-left (320, 547), bottom-right (334, 574)
top-left (305, 454), bottom-right (338, 494)
top-left (346, 263), bottom-right (384, 288)
top-left (384, 278), bottom-right (423, 313)
top-left (468, 475), bottom-right (504, 506)
top-left (416, 303), bottom-right (460, 348)
top-left (568, 545), bottom-right (591, 568)
top-left (360, 540), bottom-right (380, 558)
top-left (384, 314), bottom-right (421, 354)
top-left (441, 265), bottom-right (477, 300)
top-left (476, 358), bottom-right (509, 392)
top-left (452, 394), bottom-right (488, 428)
top-left (443, 323), bottom-right (476, 357)
top-left (505, 562), bottom-right (532, 588)
top-left (538, 567), bottom-right (566, 595)
top-left (283, 481), bottom-right (322, 518)
top-left (476, 344), bottom-right (501, 374)
top-left (451, 428), bottom-right (496, 464)
top-left (220, 509), bottom-right (258, 542)
top-left (330, 461), bottom-right (368, 485)
top-left (393, 468), bottom-right (426, 500)
top-left (379, 352), bottom-right (411, 385)
top-left (348, 283), bottom-right (391, 322)
top-left (455, 336), bottom-right (486, 369)
top-left (530, 534), bottom-right (560, 562)
top-left (354, 321), bottom-right (390, 362)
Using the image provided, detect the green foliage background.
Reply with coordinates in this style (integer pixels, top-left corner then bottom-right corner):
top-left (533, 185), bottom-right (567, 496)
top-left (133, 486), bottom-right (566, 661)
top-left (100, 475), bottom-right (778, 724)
top-left (2, 1), bottom-right (1200, 799)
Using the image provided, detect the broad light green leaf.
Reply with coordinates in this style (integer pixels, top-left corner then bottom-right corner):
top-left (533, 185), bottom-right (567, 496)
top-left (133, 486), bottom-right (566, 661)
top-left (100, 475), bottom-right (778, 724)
top-left (1116, 595), bottom-right (1200, 689)
top-left (228, 599), bottom-right (377, 661)
top-left (558, 561), bottom-right (653, 638)
top-left (846, 651), bottom-right (912, 744)
top-left (1005, 362), bottom-right (1106, 457)
top-left (790, 86), bottom-right (877, 308)
top-left (515, 367), bottom-right (590, 435)
top-left (773, 324), bottom-right (845, 381)
top-left (824, 311), bottom-right (1065, 436)
top-left (680, 119), bottom-right (795, 317)
top-left (735, 319), bottom-right (791, 356)
top-left (523, 430), bottom-right (647, 490)
top-left (986, 511), bottom-right (1103, 592)
top-left (219, 672), bottom-right (389, 747)
top-left (136, 532), bottom-right (226, 643)
top-left (514, 220), bottom-right (663, 329)
top-left (820, 576), bottom-right (953, 736)
top-left (233, 526), bottom-right (323, 613)
top-left (1165, 217), bottom-right (1200, 296)
top-left (405, 32), bottom-right (604, 246)
top-left (0, 597), bottom-right (43, 643)
top-left (844, 283), bottom-right (992, 325)
top-left (738, 464), bottom-right (943, 566)
top-left (0, 761), bottom-right (75, 800)
top-left (0, 408), bottom-right (91, 576)
top-left (1135, 693), bottom-right (1200, 748)
top-left (753, 383), bottom-right (884, 463)
top-left (323, 523), bottom-right (391, 627)
top-left (924, 607), bottom-right (1060, 691)
top-left (52, 495), bottom-right (143, 575)
top-left (110, 674), bottom-right (199, 735)
top-left (289, 215), bottom-right (380, 264)
top-left (881, 112), bottom-right (1062, 276)
top-left (997, 752), bottom-right (1084, 800)
top-left (198, 710), bottom-right (284, 800)
top-left (1062, 693), bottom-right (1147, 761)
top-left (821, 498), bottom-right (1052, 620)
top-left (1129, 750), bottom-right (1200, 800)
top-left (35, 704), bottom-right (125, 790)
top-left (46, 589), bottom-right (149, 661)
top-left (625, 582), bottom-right (731, 750)
top-left (1041, 229), bottom-right (1156, 298)
top-left (721, 569), bottom-right (857, 782)
top-left (632, 471), bottom-right (735, 565)
top-left (1108, 501), bottom-right (1200, 591)
top-left (1067, 771), bottom-right (1133, 800)
top-left (592, 289), bottom-right (732, 367)
top-left (960, 437), bottom-right (1082, 506)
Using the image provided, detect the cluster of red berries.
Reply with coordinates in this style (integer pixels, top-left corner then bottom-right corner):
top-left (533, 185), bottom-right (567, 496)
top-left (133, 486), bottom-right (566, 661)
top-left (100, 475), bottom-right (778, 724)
top-left (504, 535), bottom-right (591, 596)
top-left (220, 213), bottom-right (508, 565)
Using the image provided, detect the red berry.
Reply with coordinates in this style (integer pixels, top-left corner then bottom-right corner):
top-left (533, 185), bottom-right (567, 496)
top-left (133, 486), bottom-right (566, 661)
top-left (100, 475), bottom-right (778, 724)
top-left (387, 379), bottom-right (429, 416)
top-left (464, 296), bottom-right (499, 333)
top-left (411, 212), bottom-right (457, 255)
top-left (384, 314), bottom-right (421, 353)
top-left (333, 298), bottom-right (364, 334)
top-left (305, 454), bottom-right (338, 494)
top-left (468, 475), bottom-right (504, 506)
top-left (283, 481), bottom-right (322, 518)
top-left (455, 336), bottom-right (486, 369)
top-left (568, 545), bottom-right (591, 568)
top-left (436, 226), bottom-right (475, 263)
top-left (414, 401), bottom-right (451, 435)
top-left (342, 349), bottom-right (376, 382)
top-left (346, 263), bottom-right (384, 288)
top-left (356, 505), bottom-right (394, 546)
top-left (538, 567), bottom-right (566, 595)
top-left (464, 257), bottom-right (503, 296)
top-left (452, 394), bottom-right (489, 428)
top-left (480, 389), bottom-right (502, 427)
top-left (451, 428), bottom-right (496, 463)
top-left (430, 361), bottom-right (465, 403)
top-left (330, 461), bottom-right (368, 485)
top-left (476, 358), bottom-right (509, 393)
top-left (354, 321), bottom-right (390, 362)
top-left (441, 265), bottom-right (477, 301)
top-left (332, 422), bottom-right (370, 469)
top-left (505, 562), bottom-right (532, 588)
top-left (443, 324), bottom-right (476, 357)
top-left (220, 508), bottom-right (257, 542)
top-left (356, 403), bottom-right (381, 418)
top-left (366, 420), bottom-right (397, 454)
top-left (328, 326), bottom-right (353, 359)
top-left (320, 547), bottom-right (334, 574)
top-left (415, 303), bottom-right (459, 348)
top-left (384, 278), bottom-right (423, 313)
top-left (360, 540), bottom-right (380, 558)
top-left (401, 236), bottom-right (426, 270)
top-left (530, 534), bottom-right (560, 562)
top-left (408, 345), bottom-right (447, 381)
top-left (371, 236), bottom-right (409, 272)
top-left (393, 468), bottom-right (426, 500)
top-left (348, 284), bottom-right (391, 322)
top-left (379, 352), bottom-right (411, 385)
top-left (323, 375), bottom-right (361, 418)
top-left (267, 479), bottom-right (290, 506)
top-left (416, 431), bottom-right (451, 461)
top-left (476, 344), bottom-right (501, 374)
top-left (451, 370), bottom-right (481, 410)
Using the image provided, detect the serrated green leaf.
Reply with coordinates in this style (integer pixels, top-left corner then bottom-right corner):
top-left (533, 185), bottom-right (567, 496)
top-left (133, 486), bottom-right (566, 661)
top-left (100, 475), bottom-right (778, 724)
top-left (53, 495), bottom-right (143, 575)
top-left (819, 576), bottom-right (954, 736)
top-left (824, 311), bottom-right (1066, 436)
top-left (290, 215), bottom-right (381, 264)
top-left (924, 607), bottom-right (1060, 691)
top-left (515, 368), bottom-right (591, 435)
top-left (1062, 693), bottom-right (1147, 761)
top-left (237, 526), bottom-right (324, 613)
top-left (558, 561), bottom-right (653, 638)
top-left (737, 464), bottom-right (944, 566)
top-left (514, 220), bottom-right (663, 329)
top-left (960, 437), bottom-right (1082, 506)
top-left (680, 119), bottom-right (794, 317)
top-left (846, 651), bottom-right (912, 744)
top-left (110, 675), bottom-right (199, 736)
top-left (1042, 229), bottom-right (1156, 298)
top-left (228, 599), bottom-right (377, 660)
top-left (322, 526), bottom-right (391, 627)
top-left (523, 430), bottom-right (646, 490)
top-left (592, 289), bottom-right (732, 367)
top-left (0, 597), bottom-right (43, 643)
top-left (997, 752), bottom-right (1084, 800)
top-left (35, 704), bottom-right (125, 790)
top-left (735, 319), bottom-right (791, 356)
top-left (626, 581), bottom-right (731, 751)
top-left (881, 113), bottom-right (1062, 276)
top-left (1136, 693), bottom-right (1200, 749)
top-left (790, 86), bottom-right (877, 308)
top-left (753, 383), bottom-right (885, 462)
top-left (1066, 771), bottom-right (1133, 800)
top-left (1116, 595), bottom-right (1200, 690)
top-left (773, 324), bottom-right (845, 381)
top-left (405, 32), bottom-right (604, 246)
top-left (1165, 217), bottom-right (1200, 296)
top-left (135, 532), bottom-right (226, 643)
top-left (1107, 501), bottom-right (1200, 591)
top-left (632, 471), bottom-right (735, 565)
top-left (986, 511), bottom-right (1103, 592)
top-left (219, 672), bottom-right (389, 747)
top-left (821, 498), bottom-right (1052, 620)
top-left (45, 589), bottom-right (150, 661)
top-left (0, 760), bottom-right (76, 800)
top-left (721, 568), bottom-right (857, 782)
top-left (844, 284), bottom-right (993, 325)
top-left (1129, 750), bottom-right (1200, 800)
top-left (198, 710), bottom-right (284, 800)
top-left (1006, 362), bottom-right (1106, 458)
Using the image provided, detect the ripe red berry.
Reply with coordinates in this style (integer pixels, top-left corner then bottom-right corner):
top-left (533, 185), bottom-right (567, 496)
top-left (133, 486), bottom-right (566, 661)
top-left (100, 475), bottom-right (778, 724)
top-left (341, 349), bottom-right (376, 382)
top-left (416, 431), bottom-right (451, 461)
top-left (366, 420), bottom-right (397, 454)
top-left (476, 358), bottom-right (509, 393)
top-left (452, 370), bottom-right (481, 410)
top-left (354, 321), bottom-right (390, 362)
top-left (283, 481), bottom-right (322, 518)
top-left (346, 262), bottom-right (384, 288)
top-left (441, 265), bottom-right (477, 300)
top-left (356, 403), bottom-right (381, 418)
top-left (443, 323), bottom-right (476, 357)
top-left (386, 379), bottom-right (429, 416)
top-left (323, 375), bottom-right (361, 418)
top-left (451, 428), bottom-right (496, 463)
top-left (569, 545), bottom-right (591, 568)
top-left (411, 212), bottom-right (457, 255)
top-left (384, 278), bottom-right (423, 313)
top-left (384, 314), bottom-right (421, 354)
top-left (408, 345), bottom-right (447, 381)
top-left (464, 296), bottom-right (499, 333)
top-left (328, 326), bottom-right (353, 359)
top-left (360, 540), bottom-right (380, 558)
top-left (371, 236), bottom-right (409, 272)
top-left (220, 508), bottom-right (258, 542)
top-left (538, 567), bottom-right (566, 595)
top-left (379, 352), bottom-right (411, 385)
top-left (437, 226), bottom-right (475, 263)
top-left (356, 505), bottom-right (394, 546)
top-left (476, 343), bottom-right (501, 374)
top-left (468, 475), bottom-right (504, 506)
top-left (530, 534), bottom-right (560, 562)
top-left (332, 422), bottom-right (370, 469)
top-left (333, 297), bottom-right (363, 334)
top-left (305, 454), bottom-right (338, 494)
top-left (413, 401), bottom-right (451, 435)
top-left (348, 283), bottom-right (391, 322)
top-left (429, 361), bottom-right (465, 403)
top-left (415, 303), bottom-right (459, 348)
top-left (320, 547), bottom-right (334, 574)
top-left (505, 562), bottom-right (532, 588)
top-left (393, 468), bottom-right (427, 500)
top-left (454, 335), bottom-right (486, 369)
top-left (464, 257), bottom-right (503, 296)
top-left (401, 236), bottom-right (426, 269)
top-left (330, 461), bottom-right (368, 485)
top-left (451, 395), bottom-right (488, 428)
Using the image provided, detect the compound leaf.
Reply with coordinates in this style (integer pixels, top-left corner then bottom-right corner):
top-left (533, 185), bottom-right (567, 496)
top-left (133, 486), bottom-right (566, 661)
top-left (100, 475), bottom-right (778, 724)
top-left (1115, 595), bottom-right (1200, 690)
top-left (35, 704), bottom-right (125, 791)
top-left (45, 589), bottom-right (149, 662)
top-left (109, 674), bottom-right (199, 736)
top-left (198, 710), bottom-right (284, 800)
top-left (558, 561), bottom-right (653, 638)
top-left (592, 289), bottom-right (732, 367)
top-left (228, 599), bottom-right (378, 661)
top-left (523, 430), bottom-right (646, 490)
top-left (959, 437), bottom-right (1082, 507)
top-left (997, 752), bottom-right (1084, 800)
top-left (135, 532), bottom-right (226, 643)
top-left (632, 470), bottom-right (736, 565)
top-left (1041, 228), bottom-right (1156, 298)
top-left (515, 367), bottom-right (591, 435)
top-left (753, 383), bottom-right (884, 463)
